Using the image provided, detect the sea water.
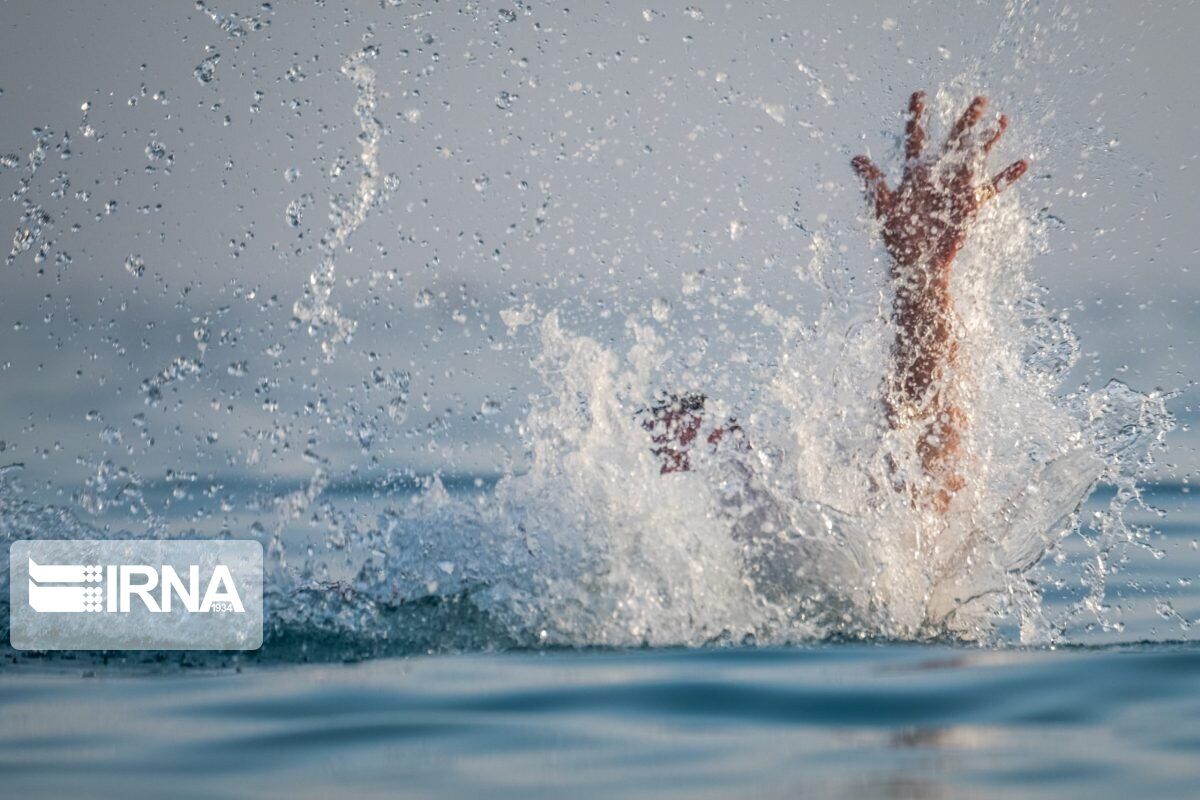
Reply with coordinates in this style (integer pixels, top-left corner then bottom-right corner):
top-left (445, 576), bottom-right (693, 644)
top-left (0, 484), bottom-right (1197, 799)
top-left (1, 478), bottom-right (1197, 798)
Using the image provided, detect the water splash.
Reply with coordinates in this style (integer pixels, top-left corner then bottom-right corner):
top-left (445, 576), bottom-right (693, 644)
top-left (292, 44), bottom-right (396, 360)
top-left (0, 53), bottom-right (1178, 657)
top-left (262, 91), bottom-right (1172, 650)
top-left (195, 1), bottom-right (271, 40)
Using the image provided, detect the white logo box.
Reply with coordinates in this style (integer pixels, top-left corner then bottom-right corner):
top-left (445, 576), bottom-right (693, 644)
top-left (10, 540), bottom-right (263, 650)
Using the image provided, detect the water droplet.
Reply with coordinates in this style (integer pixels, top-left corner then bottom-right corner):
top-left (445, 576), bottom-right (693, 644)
top-left (194, 52), bottom-right (221, 85)
top-left (145, 140), bottom-right (168, 162)
top-left (285, 198), bottom-right (304, 228)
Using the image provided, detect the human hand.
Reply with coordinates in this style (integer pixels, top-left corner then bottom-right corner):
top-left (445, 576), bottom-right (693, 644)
top-left (852, 92), bottom-right (1028, 271)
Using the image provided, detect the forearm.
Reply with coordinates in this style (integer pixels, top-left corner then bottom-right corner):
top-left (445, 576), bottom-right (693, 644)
top-left (855, 92), bottom-right (1027, 512)
top-left (886, 252), bottom-right (966, 509)
top-left (889, 257), bottom-right (958, 409)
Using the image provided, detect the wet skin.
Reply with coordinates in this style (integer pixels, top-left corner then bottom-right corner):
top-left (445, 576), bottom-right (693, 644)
top-left (647, 92), bottom-right (1028, 513)
top-left (853, 92), bottom-right (1027, 510)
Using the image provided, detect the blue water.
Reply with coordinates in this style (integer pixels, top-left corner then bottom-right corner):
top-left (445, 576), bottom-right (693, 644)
top-left (2, 645), bottom-right (1199, 798)
top-left (1, 483), bottom-right (1198, 797)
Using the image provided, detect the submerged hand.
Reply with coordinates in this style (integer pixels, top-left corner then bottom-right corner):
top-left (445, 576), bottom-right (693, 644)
top-left (640, 393), bottom-right (743, 474)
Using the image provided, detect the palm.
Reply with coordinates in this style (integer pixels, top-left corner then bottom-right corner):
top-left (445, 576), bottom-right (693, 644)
top-left (853, 93), bottom-right (1028, 270)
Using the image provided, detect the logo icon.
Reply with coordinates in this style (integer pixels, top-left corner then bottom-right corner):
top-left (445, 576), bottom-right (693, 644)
top-left (26, 559), bottom-right (245, 614)
top-left (10, 540), bottom-right (263, 650)
top-left (27, 559), bottom-right (103, 613)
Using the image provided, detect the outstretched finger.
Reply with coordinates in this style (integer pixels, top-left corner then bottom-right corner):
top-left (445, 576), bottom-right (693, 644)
top-left (946, 96), bottom-right (988, 152)
top-left (851, 155), bottom-right (892, 214)
top-left (905, 91), bottom-right (927, 162)
top-left (979, 159), bottom-right (1028, 203)
top-left (981, 114), bottom-right (1008, 154)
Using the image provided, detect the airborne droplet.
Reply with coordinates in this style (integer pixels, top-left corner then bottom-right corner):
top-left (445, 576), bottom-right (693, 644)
top-left (194, 52), bottom-right (221, 84)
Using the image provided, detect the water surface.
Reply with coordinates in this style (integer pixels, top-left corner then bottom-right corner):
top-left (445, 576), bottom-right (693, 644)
top-left (3, 643), bottom-right (1199, 799)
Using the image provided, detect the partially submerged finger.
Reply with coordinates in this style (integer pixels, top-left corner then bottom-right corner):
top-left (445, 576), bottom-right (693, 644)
top-left (851, 155), bottom-right (892, 212)
top-left (946, 95), bottom-right (988, 151)
top-left (852, 154), bottom-right (884, 181)
top-left (981, 114), bottom-right (1008, 154)
top-left (905, 91), bottom-right (927, 161)
top-left (980, 159), bottom-right (1028, 202)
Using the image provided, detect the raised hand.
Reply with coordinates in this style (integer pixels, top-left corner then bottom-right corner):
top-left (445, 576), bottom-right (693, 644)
top-left (852, 92), bottom-right (1028, 513)
top-left (852, 92), bottom-right (1028, 272)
